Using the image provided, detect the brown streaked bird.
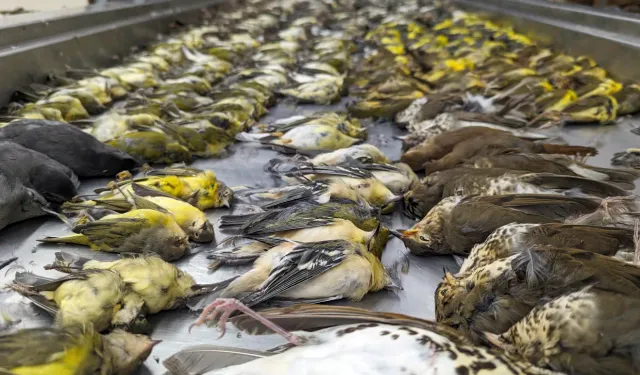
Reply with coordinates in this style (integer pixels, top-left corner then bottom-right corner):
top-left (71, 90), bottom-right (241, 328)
top-left (177, 302), bottom-right (561, 375)
top-left (435, 246), bottom-right (640, 343)
top-left (470, 152), bottom-right (639, 190)
top-left (459, 223), bottom-right (634, 275)
top-left (400, 194), bottom-right (601, 256)
top-left (401, 126), bottom-right (596, 172)
top-left (485, 287), bottom-right (640, 375)
top-left (403, 166), bottom-right (627, 218)
top-left (614, 83), bottom-right (640, 116)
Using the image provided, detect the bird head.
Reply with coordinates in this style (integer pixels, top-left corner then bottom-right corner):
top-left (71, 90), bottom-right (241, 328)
top-left (403, 174), bottom-right (445, 219)
top-left (434, 271), bottom-right (471, 333)
top-left (398, 197), bottom-right (459, 255)
top-left (190, 218), bottom-right (215, 243)
top-left (103, 329), bottom-right (160, 375)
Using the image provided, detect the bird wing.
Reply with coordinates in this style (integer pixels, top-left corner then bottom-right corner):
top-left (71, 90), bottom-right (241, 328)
top-left (131, 182), bottom-right (179, 200)
top-left (243, 213), bottom-right (335, 236)
top-left (0, 327), bottom-right (84, 369)
top-left (284, 164), bottom-right (372, 179)
top-left (163, 345), bottom-right (271, 375)
top-left (229, 304), bottom-right (466, 343)
top-left (261, 183), bottom-right (325, 209)
top-left (240, 241), bottom-right (350, 307)
top-left (468, 194), bottom-right (601, 220)
top-left (74, 217), bottom-right (151, 249)
top-left (519, 173), bottom-right (629, 198)
top-left (146, 166), bottom-right (203, 177)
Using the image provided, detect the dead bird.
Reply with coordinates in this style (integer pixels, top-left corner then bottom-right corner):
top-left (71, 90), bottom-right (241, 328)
top-left (173, 303), bottom-right (560, 375)
top-left (401, 126), bottom-right (596, 172)
top-left (0, 119), bottom-right (139, 177)
top-left (459, 223), bottom-right (634, 275)
top-left (199, 240), bottom-right (395, 312)
top-left (435, 246), bottom-right (640, 343)
top-left (0, 141), bottom-right (79, 204)
top-left (485, 287), bottom-right (640, 375)
top-left (400, 194), bottom-right (601, 256)
top-left (403, 166), bottom-right (628, 217)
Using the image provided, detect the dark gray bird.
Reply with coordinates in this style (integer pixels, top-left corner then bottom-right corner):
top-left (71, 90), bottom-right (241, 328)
top-left (0, 141), bottom-right (79, 204)
top-left (0, 170), bottom-right (49, 230)
top-left (0, 119), bottom-right (139, 177)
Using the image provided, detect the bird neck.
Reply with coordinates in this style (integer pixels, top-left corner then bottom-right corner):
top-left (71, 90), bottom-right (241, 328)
top-left (363, 252), bottom-right (389, 292)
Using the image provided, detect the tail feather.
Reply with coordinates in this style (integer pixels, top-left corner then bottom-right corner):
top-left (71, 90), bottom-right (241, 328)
top-left (536, 143), bottom-right (597, 156)
top-left (38, 234), bottom-right (90, 246)
top-left (44, 251), bottom-right (91, 272)
top-left (163, 345), bottom-right (269, 375)
top-left (521, 173), bottom-right (630, 198)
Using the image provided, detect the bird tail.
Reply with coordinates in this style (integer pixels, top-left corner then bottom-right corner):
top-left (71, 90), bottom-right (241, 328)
top-left (535, 143), bottom-right (597, 156)
top-left (521, 173), bottom-right (630, 198)
top-left (38, 234), bottom-right (90, 246)
top-left (163, 345), bottom-right (268, 375)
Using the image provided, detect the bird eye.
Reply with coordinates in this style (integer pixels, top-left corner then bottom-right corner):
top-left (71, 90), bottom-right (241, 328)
top-left (419, 235), bottom-right (428, 241)
top-left (440, 288), bottom-right (447, 296)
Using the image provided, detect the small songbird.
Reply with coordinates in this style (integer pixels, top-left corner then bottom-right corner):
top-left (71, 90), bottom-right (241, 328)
top-left (404, 167), bottom-right (627, 218)
top-left (435, 246), bottom-right (640, 342)
top-left (0, 325), bottom-right (157, 375)
top-left (486, 287), bottom-right (640, 375)
top-left (309, 144), bottom-right (390, 166)
top-left (401, 126), bottom-right (596, 172)
top-left (12, 252), bottom-right (224, 331)
top-left (95, 166), bottom-right (233, 210)
top-left (459, 223), bottom-right (634, 275)
top-left (63, 182), bottom-right (215, 243)
top-left (176, 302), bottom-right (560, 375)
top-left (199, 240), bottom-right (396, 311)
top-left (39, 208), bottom-right (190, 261)
top-left (272, 163), bottom-right (400, 212)
top-left (400, 194), bottom-right (601, 255)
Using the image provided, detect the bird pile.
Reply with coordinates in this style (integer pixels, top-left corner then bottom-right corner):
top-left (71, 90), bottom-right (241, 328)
top-left (348, 8), bottom-right (640, 131)
top-left (4, 0), bottom-right (640, 374)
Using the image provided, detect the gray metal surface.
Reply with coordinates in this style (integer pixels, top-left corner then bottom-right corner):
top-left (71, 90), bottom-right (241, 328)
top-left (454, 0), bottom-right (640, 82)
top-left (0, 0), bottom-right (225, 106)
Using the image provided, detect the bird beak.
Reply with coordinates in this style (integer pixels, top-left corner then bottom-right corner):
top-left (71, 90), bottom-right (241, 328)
top-left (483, 332), bottom-right (506, 349)
top-left (399, 229), bottom-right (419, 238)
top-left (388, 229), bottom-right (404, 238)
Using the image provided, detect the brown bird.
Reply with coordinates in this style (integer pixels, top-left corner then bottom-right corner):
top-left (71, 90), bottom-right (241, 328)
top-left (459, 223), bottom-right (634, 275)
top-left (400, 194), bottom-right (601, 256)
top-left (401, 126), bottom-right (597, 172)
top-left (485, 287), bottom-right (640, 375)
top-left (470, 152), bottom-right (639, 190)
top-left (177, 302), bottom-right (561, 375)
top-left (435, 246), bottom-right (640, 343)
top-left (403, 167), bottom-right (627, 218)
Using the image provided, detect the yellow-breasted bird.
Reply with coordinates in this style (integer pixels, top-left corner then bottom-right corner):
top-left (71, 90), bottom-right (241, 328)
top-left (271, 163), bottom-right (400, 212)
top-left (195, 240), bottom-right (398, 314)
top-left (106, 131), bottom-right (192, 165)
top-left (309, 144), bottom-right (390, 165)
top-left (485, 287), bottom-right (640, 375)
top-left (95, 167), bottom-right (233, 210)
top-left (240, 124), bottom-right (361, 154)
top-left (177, 303), bottom-right (560, 375)
top-left (39, 208), bottom-right (190, 261)
top-left (63, 182), bottom-right (214, 243)
top-left (0, 325), bottom-right (157, 375)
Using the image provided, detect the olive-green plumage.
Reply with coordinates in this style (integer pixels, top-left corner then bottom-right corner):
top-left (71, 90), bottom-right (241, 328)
top-left (107, 131), bottom-right (191, 164)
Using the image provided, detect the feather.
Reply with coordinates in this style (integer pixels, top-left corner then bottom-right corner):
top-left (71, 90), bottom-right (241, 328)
top-left (163, 345), bottom-right (269, 375)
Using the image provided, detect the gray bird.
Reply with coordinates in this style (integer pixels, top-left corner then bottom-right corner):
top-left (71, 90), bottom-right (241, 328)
top-left (0, 141), bottom-right (79, 204)
top-left (0, 170), bottom-right (49, 230)
top-left (0, 119), bottom-right (139, 177)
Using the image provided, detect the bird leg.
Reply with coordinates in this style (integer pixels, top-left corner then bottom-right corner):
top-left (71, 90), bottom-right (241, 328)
top-left (189, 298), bottom-right (306, 346)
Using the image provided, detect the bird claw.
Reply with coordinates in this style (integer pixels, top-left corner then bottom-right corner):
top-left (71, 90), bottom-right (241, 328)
top-left (189, 298), bottom-right (305, 346)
